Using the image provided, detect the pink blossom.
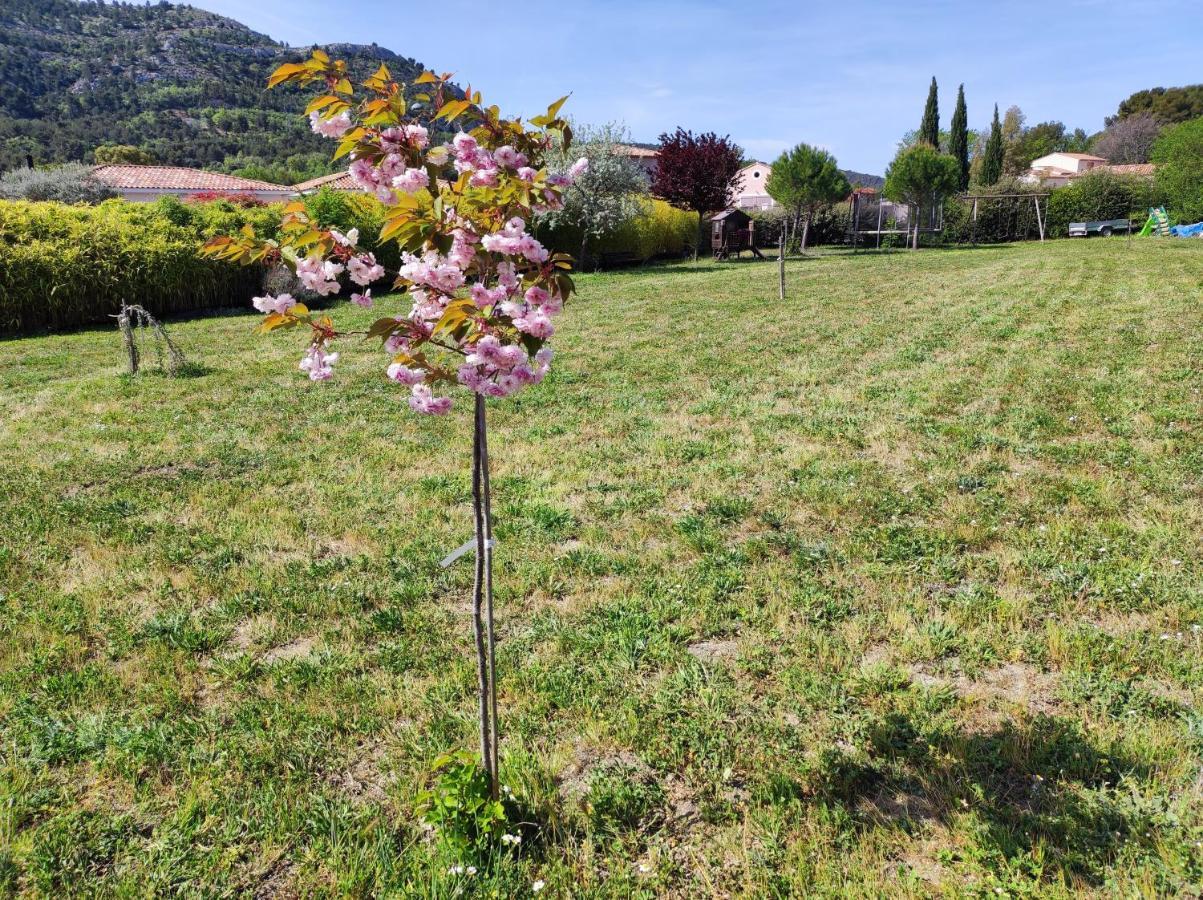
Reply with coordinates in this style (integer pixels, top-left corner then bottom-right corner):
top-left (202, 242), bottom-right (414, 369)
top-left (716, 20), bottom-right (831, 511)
top-left (296, 256), bottom-right (342, 296)
top-left (349, 158), bottom-right (379, 190)
top-left (351, 289), bottom-right (373, 308)
top-left (471, 283), bottom-right (507, 309)
top-left (516, 167), bottom-right (537, 182)
top-left (469, 167), bottom-right (499, 188)
top-left (393, 168), bottom-right (430, 194)
top-left (380, 153), bottom-right (407, 180)
top-left (329, 228), bottom-right (359, 248)
top-left (524, 285), bottom-right (550, 307)
top-left (452, 132), bottom-right (478, 156)
top-left (404, 124), bottom-right (430, 148)
top-left (494, 145), bottom-right (520, 168)
top-left (252, 293), bottom-right (296, 315)
top-left (568, 157), bottom-right (589, 180)
top-left (497, 262), bottom-right (520, 292)
top-left (427, 145), bottom-right (450, 166)
top-left (347, 253), bottom-right (386, 286)
top-left (409, 383), bottom-right (452, 415)
top-left (514, 309), bottom-right (554, 339)
top-left (386, 362), bottom-right (425, 385)
top-left (299, 342), bottom-right (338, 381)
top-left (310, 110), bottom-right (351, 138)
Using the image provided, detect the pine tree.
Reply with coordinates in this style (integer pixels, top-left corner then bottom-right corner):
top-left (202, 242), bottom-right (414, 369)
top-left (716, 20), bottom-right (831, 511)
top-left (919, 77), bottom-right (940, 148)
top-left (981, 104), bottom-right (1005, 186)
top-left (949, 84), bottom-right (969, 191)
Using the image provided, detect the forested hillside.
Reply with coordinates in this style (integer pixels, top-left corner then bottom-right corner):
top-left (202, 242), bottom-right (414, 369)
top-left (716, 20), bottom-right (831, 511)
top-left (0, 0), bottom-right (432, 183)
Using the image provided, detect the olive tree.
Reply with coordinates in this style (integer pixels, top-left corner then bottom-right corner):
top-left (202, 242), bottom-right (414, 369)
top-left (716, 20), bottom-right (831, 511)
top-left (883, 144), bottom-right (960, 250)
top-left (541, 122), bottom-right (647, 268)
top-left (765, 143), bottom-right (850, 253)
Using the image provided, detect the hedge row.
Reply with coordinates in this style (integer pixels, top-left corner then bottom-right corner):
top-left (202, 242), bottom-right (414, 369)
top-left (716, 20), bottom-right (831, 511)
top-left (0, 189), bottom-right (405, 335)
top-left (537, 197), bottom-right (698, 264)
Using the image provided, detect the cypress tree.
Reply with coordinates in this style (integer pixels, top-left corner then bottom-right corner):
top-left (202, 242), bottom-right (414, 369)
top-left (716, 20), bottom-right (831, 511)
top-left (919, 76), bottom-right (940, 148)
top-left (982, 104), bottom-right (1005, 186)
top-left (949, 84), bottom-right (969, 191)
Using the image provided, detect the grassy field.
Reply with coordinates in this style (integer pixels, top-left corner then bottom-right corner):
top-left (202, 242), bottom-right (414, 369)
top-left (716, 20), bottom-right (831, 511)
top-left (2, 239), bottom-right (1202, 898)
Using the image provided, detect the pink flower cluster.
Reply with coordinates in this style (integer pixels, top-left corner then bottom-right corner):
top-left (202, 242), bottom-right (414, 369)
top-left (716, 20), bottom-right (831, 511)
top-left (252, 293), bottom-right (296, 315)
top-left (457, 337), bottom-right (553, 399)
top-left (288, 97), bottom-right (590, 414)
top-left (299, 342), bottom-right (338, 381)
top-left (310, 110), bottom-right (351, 138)
top-left (296, 256), bottom-right (343, 296)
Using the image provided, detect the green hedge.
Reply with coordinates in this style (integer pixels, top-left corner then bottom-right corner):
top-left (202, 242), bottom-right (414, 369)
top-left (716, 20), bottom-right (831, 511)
top-left (1045, 171), bottom-right (1164, 236)
top-left (0, 199), bottom-right (279, 334)
top-left (0, 189), bottom-right (406, 335)
top-left (538, 197), bottom-right (698, 265)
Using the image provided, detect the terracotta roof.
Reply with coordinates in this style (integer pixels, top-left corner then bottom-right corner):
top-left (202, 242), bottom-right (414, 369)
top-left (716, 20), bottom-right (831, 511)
top-left (615, 143), bottom-right (659, 158)
top-left (293, 171), bottom-right (358, 192)
top-left (1099, 163), bottom-right (1157, 177)
top-left (92, 165), bottom-right (292, 193)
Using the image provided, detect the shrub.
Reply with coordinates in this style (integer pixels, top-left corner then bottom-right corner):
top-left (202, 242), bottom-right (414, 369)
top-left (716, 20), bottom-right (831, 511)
top-left (0, 163), bottom-right (115, 204)
top-left (538, 197), bottom-right (696, 265)
top-left (1152, 118), bottom-right (1203, 224)
top-left (0, 190), bottom-right (419, 334)
top-left (941, 178), bottom-right (1047, 244)
top-left (0, 199), bottom-right (272, 333)
top-left (1045, 171), bottom-right (1163, 236)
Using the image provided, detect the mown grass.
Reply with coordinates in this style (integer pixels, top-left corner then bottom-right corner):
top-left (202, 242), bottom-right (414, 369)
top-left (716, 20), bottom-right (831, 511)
top-left (1, 239), bottom-right (1201, 897)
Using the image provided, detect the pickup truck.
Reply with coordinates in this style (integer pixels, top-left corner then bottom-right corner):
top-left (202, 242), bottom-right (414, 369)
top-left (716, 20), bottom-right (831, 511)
top-left (1068, 218), bottom-right (1131, 237)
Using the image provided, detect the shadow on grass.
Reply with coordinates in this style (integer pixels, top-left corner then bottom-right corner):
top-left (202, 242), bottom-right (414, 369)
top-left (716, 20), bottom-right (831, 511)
top-left (818, 713), bottom-right (1152, 886)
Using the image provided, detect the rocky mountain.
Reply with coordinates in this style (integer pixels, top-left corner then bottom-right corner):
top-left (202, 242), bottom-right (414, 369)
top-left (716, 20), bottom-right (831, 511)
top-left (0, 0), bottom-right (432, 182)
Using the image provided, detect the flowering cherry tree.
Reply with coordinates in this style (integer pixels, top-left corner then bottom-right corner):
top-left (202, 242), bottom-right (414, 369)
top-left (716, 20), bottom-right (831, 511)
top-left (204, 50), bottom-right (587, 798)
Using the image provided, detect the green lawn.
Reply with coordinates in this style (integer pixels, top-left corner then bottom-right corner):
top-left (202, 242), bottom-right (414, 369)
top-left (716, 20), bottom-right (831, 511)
top-left (2, 240), bottom-right (1202, 898)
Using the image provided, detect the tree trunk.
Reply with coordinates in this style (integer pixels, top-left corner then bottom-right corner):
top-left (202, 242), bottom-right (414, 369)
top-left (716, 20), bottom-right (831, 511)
top-left (912, 205), bottom-right (920, 250)
top-left (579, 232), bottom-right (589, 273)
top-left (695, 213), bottom-right (705, 262)
top-left (801, 210), bottom-right (812, 254)
top-left (471, 395), bottom-right (498, 797)
top-left (778, 230), bottom-right (785, 300)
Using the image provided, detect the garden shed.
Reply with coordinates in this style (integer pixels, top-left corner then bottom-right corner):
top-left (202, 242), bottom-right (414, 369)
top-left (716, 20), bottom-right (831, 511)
top-left (711, 209), bottom-right (763, 259)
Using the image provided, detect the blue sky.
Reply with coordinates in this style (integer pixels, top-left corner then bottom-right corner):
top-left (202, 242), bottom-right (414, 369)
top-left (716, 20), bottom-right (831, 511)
top-left (196, 0), bottom-right (1203, 174)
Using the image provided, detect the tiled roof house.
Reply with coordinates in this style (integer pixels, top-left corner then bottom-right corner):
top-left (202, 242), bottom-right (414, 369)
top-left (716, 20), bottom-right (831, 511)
top-left (91, 165), bottom-right (294, 202)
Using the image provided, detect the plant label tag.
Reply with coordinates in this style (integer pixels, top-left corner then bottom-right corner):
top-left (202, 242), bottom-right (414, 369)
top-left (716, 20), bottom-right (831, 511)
top-left (439, 538), bottom-right (495, 569)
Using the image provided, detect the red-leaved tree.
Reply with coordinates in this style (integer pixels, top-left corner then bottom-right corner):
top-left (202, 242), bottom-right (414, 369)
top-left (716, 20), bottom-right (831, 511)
top-left (651, 128), bottom-right (742, 260)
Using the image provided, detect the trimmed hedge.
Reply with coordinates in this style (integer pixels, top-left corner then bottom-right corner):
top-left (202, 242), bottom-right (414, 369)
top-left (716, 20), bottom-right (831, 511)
top-left (538, 197), bottom-right (697, 265)
top-left (0, 199), bottom-right (279, 334)
top-left (3, 189), bottom-right (697, 334)
top-left (0, 188), bottom-right (404, 335)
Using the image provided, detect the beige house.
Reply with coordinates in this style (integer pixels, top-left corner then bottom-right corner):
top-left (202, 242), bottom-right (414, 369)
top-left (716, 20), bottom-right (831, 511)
top-left (1022, 152), bottom-right (1107, 187)
top-left (732, 161), bottom-right (776, 210)
top-left (91, 165), bottom-right (293, 202)
top-left (614, 144), bottom-right (659, 178)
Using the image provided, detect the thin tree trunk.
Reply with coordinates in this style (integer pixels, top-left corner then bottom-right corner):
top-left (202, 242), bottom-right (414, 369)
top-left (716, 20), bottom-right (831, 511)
top-left (471, 396), bottom-right (495, 793)
top-left (695, 214), bottom-right (705, 262)
top-left (478, 395), bottom-right (499, 801)
top-left (801, 210), bottom-right (812, 254)
top-left (778, 230), bottom-right (785, 300)
top-left (579, 232), bottom-right (589, 273)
